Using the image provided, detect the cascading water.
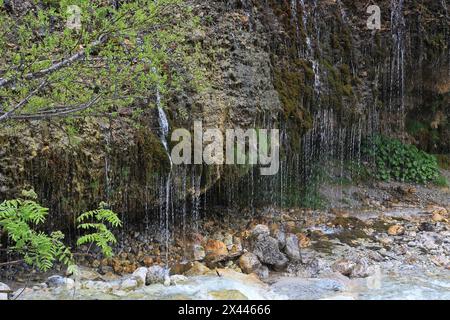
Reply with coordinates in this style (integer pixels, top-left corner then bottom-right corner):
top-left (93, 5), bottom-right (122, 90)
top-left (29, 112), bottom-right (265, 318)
top-left (156, 90), bottom-right (173, 265)
top-left (390, 0), bottom-right (406, 139)
top-left (297, 0), bottom-right (322, 94)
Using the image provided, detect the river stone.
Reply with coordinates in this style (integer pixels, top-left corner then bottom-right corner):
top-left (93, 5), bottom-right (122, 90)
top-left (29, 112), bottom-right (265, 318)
top-left (191, 244), bottom-right (206, 261)
top-left (146, 265), bottom-right (169, 285)
top-left (285, 233), bottom-right (301, 261)
top-left (0, 282), bottom-right (10, 300)
top-left (170, 261), bottom-right (194, 275)
top-left (332, 260), bottom-right (357, 277)
top-left (273, 229), bottom-right (286, 250)
top-left (132, 267), bottom-right (148, 286)
top-left (46, 275), bottom-right (74, 289)
top-left (120, 278), bottom-right (139, 291)
top-left (185, 262), bottom-right (211, 276)
top-left (252, 234), bottom-right (288, 271)
top-left (209, 290), bottom-right (248, 300)
top-left (82, 280), bottom-right (114, 291)
top-left (252, 224), bottom-right (270, 237)
top-left (170, 275), bottom-right (188, 285)
top-left (255, 265), bottom-right (270, 280)
top-left (205, 239), bottom-right (228, 261)
top-left (239, 252), bottom-right (262, 274)
top-left (223, 233), bottom-right (234, 250)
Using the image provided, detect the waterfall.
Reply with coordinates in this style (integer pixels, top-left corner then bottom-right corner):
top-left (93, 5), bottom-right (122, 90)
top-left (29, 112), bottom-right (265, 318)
top-left (298, 0), bottom-right (322, 94)
top-left (390, 0), bottom-right (406, 138)
top-left (156, 91), bottom-right (173, 169)
top-left (153, 67), bottom-right (174, 265)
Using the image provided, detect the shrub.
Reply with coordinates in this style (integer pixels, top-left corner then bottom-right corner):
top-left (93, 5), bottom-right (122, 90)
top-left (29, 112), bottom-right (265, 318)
top-left (0, 191), bottom-right (75, 272)
top-left (0, 191), bottom-right (121, 272)
top-left (365, 135), bottom-right (440, 183)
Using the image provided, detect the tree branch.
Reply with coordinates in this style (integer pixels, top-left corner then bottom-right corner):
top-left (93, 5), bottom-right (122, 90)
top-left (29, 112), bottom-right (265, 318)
top-left (2, 95), bottom-right (102, 121)
top-left (0, 80), bottom-right (48, 122)
top-left (0, 34), bottom-right (108, 88)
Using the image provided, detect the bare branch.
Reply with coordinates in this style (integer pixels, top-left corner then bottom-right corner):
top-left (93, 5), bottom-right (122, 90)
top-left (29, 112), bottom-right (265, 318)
top-left (1, 95), bottom-right (102, 121)
top-left (0, 34), bottom-right (108, 88)
top-left (0, 80), bottom-right (48, 122)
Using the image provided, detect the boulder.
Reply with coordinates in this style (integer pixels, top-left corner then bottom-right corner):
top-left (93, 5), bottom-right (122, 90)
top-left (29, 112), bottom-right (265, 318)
top-left (184, 262), bottom-right (211, 276)
top-left (191, 244), bottom-right (206, 261)
top-left (252, 234), bottom-right (288, 271)
top-left (46, 275), bottom-right (74, 289)
top-left (332, 259), bottom-right (372, 278)
top-left (273, 229), bottom-right (286, 250)
top-left (170, 261), bottom-right (194, 275)
top-left (205, 239), bottom-right (228, 261)
top-left (169, 275), bottom-right (188, 285)
top-left (285, 233), bottom-right (301, 261)
top-left (143, 256), bottom-right (154, 267)
top-left (145, 265), bottom-right (169, 285)
top-left (238, 253), bottom-right (262, 274)
top-left (223, 233), bottom-right (234, 250)
top-left (132, 267), bottom-right (148, 286)
top-left (120, 278), bottom-right (139, 291)
top-left (251, 224), bottom-right (270, 237)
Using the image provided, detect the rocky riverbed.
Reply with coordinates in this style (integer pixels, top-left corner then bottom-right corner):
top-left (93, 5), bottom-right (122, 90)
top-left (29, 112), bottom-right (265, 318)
top-left (1, 198), bottom-right (449, 300)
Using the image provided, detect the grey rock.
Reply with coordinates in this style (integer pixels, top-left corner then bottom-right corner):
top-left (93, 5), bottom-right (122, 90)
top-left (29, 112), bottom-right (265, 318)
top-left (273, 229), bottom-right (286, 250)
top-left (285, 233), bottom-right (301, 261)
top-left (191, 244), bottom-right (206, 261)
top-left (46, 275), bottom-right (73, 288)
top-left (252, 224), bottom-right (270, 237)
top-left (253, 234), bottom-right (288, 271)
top-left (120, 278), bottom-right (139, 291)
top-left (146, 265), bottom-right (169, 285)
top-left (132, 267), bottom-right (148, 286)
top-left (238, 252), bottom-right (262, 274)
top-left (170, 275), bottom-right (188, 286)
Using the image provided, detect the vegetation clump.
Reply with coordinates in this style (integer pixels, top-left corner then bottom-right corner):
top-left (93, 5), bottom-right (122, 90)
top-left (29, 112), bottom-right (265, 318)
top-left (0, 190), bottom-right (121, 272)
top-left (365, 135), bottom-right (442, 184)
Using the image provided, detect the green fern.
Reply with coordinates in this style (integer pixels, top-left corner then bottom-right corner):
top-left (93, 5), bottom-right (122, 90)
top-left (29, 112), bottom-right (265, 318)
top-left (76, 206), bottom-right (122, 258)
top-left (0, 195), bottom-right (75, 272)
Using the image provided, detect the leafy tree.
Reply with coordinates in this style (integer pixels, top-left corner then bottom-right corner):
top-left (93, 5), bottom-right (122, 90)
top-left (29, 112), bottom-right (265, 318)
top-left (0, 0), bottom-right (204, 122)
